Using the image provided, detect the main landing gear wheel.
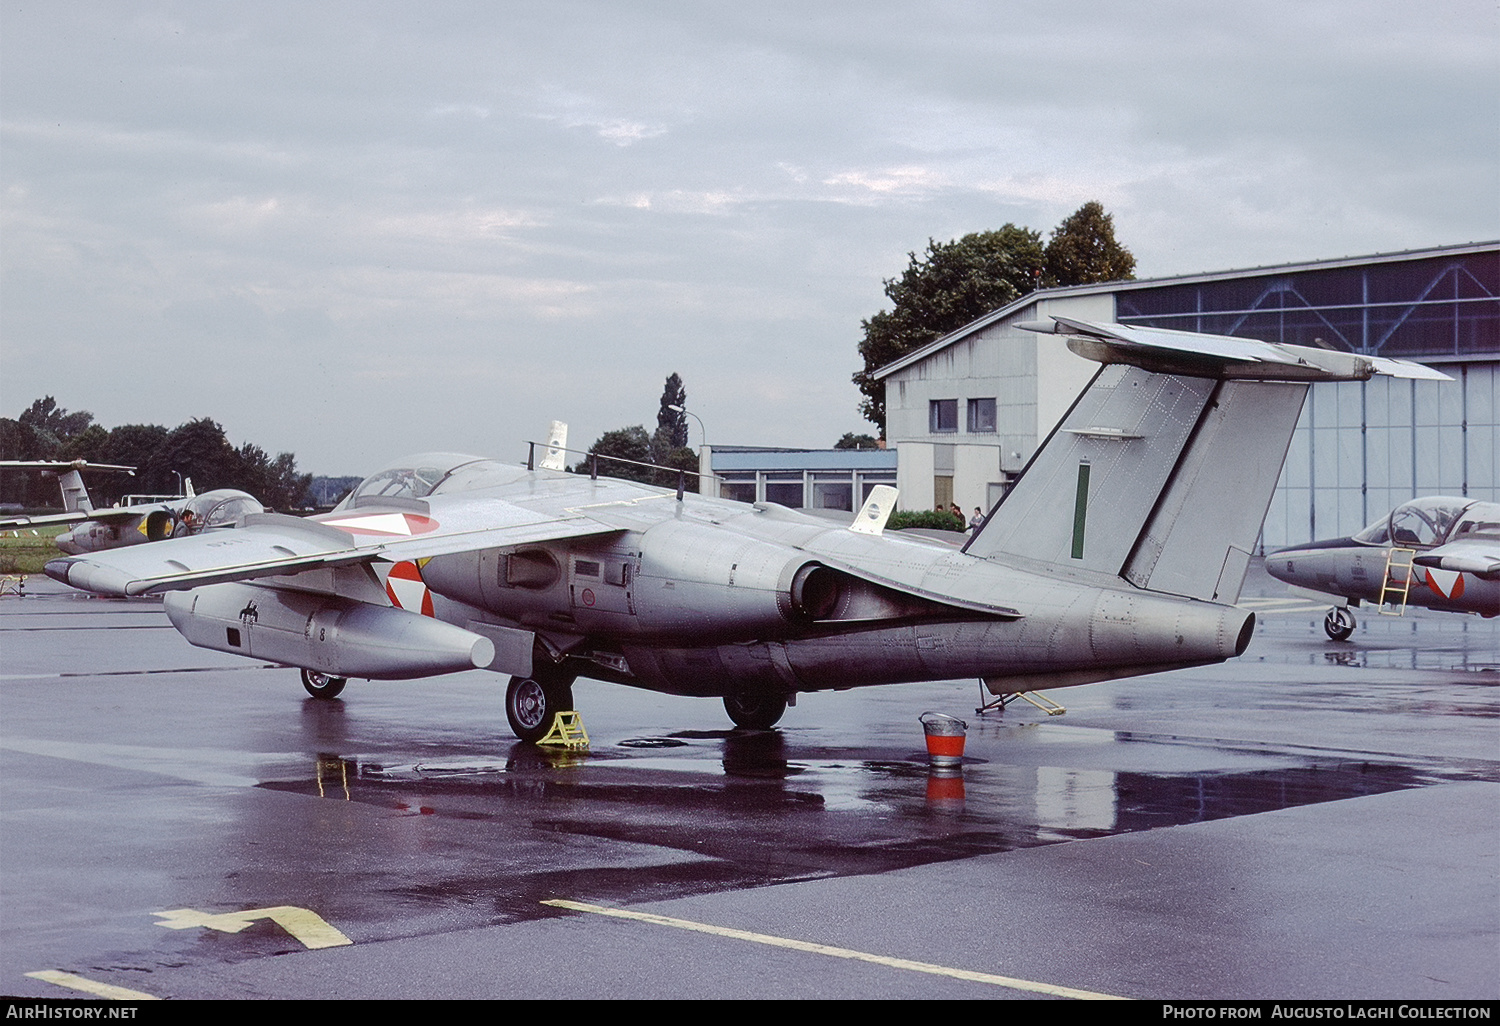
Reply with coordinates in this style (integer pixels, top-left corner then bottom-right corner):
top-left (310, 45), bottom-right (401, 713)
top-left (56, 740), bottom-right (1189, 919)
top-left (506, 674), bottom-right (575, 743)
top-left (723, 690), bottom-right (788, 730)
top-left (301, 669), bottom-right (348, 699)
top-left (1324, 607), bottom-right (1356, 641)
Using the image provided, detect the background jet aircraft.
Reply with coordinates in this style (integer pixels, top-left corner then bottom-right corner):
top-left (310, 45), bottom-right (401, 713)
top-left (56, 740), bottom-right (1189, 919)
top-left (1266, 496), bottom-right (1500, 639)
top-left (0, 460), bottom-right (263, 554)
top-left (44, 321), bottom-right (1445, 740)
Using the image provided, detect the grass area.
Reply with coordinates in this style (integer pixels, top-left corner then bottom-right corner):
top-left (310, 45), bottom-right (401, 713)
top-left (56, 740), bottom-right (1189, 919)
top-left (0, 525), bottom-right (65, 575)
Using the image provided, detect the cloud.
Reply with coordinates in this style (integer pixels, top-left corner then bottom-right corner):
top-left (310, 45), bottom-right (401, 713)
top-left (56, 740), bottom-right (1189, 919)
top-left (1, 0), bottom-right (1494, 472)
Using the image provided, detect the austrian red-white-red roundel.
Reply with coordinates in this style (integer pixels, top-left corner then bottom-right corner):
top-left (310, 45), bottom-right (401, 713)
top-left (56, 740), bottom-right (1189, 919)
top-left (321, 512), bottom-right (441, 537)
top-left (385, 561), bottom-right (435, 617)
top-left (1423, 567), bottom-right (1466, 601)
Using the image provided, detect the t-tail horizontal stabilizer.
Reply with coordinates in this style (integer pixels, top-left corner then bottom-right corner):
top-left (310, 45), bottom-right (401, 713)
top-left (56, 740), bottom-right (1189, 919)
top-left (1016, 316), bottom-right (1451, 382)
top-left (969, 318), bottom-right (1447, 604)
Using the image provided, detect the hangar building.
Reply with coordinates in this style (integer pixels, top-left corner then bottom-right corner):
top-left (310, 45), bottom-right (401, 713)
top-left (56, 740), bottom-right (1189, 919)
top-left (872, 241), bottom-right (1499, 548)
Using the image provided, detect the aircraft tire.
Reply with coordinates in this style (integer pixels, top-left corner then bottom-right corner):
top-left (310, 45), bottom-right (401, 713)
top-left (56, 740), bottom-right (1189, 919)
top-left (723, 689), bottom-right (787, 730)
top-left (506, 674), bottom-right (574, 743)
top-left (1324, 607), bottom-right (1356, 641)
top-left (301, 669), bottom-right (348, 699)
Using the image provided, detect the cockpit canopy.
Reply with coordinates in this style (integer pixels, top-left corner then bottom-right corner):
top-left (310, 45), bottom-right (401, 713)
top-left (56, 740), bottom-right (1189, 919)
top-left (1352, 496), bottom-right (1480, 548)
top-left (180, 489), bottom-right (264, 533)
top-left (339, 453), bottom-right (527, 509)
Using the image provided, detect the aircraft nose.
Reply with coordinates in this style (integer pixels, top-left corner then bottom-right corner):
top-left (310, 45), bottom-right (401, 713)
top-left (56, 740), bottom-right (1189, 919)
top-left (1265, 537), bottom-right (1359, 585)
top-left (1265, 553), bottom-right (1297, 584)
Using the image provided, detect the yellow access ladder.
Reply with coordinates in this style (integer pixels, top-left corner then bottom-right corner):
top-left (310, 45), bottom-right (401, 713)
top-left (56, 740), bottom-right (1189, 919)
top-left (1380, 547), bottom-right (1418, 616)
top-left (976, 687), bottom-right (1066, 717)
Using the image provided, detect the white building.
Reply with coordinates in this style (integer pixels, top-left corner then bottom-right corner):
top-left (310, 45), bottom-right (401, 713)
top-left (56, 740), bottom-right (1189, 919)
top-left (872, 242), bottom-right (1499, 547)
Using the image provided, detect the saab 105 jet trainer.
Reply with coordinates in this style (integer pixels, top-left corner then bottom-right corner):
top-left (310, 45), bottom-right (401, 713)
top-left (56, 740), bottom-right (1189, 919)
top-left (1, 461), bottom-right (262, 554)
top-left (45, 319), bottom-right (1446, 740)
top-left (1267, 495), bottom-right (1500, 639)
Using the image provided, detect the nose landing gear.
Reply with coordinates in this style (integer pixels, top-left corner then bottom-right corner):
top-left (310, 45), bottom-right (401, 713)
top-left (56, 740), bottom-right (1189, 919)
top-left (1324, 606), bottom-right (1356, 641)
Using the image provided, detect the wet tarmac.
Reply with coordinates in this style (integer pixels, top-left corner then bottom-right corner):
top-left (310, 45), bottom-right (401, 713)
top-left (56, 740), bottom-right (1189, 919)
top-left (1, 562), bottom-right (1496, 1000)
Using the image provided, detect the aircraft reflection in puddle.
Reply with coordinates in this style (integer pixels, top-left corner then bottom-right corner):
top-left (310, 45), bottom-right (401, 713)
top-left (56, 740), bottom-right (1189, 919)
top-left (270, 735), bottom-right (1456, 850)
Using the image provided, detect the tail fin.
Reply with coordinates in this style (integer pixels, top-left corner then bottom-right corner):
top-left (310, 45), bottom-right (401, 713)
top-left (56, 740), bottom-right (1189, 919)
top-left (539, 421), bottom-right (569, 472)
top-left (849, 485), bottom-right (898, 536)
top-left (966, 318), bottom-right (1447, 604)
top-left (57, 466), bottom-right (94, 513)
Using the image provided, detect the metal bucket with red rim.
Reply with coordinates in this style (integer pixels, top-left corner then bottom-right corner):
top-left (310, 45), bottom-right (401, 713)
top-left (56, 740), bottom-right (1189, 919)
top-left (919, 711), bottom-right (967, 767)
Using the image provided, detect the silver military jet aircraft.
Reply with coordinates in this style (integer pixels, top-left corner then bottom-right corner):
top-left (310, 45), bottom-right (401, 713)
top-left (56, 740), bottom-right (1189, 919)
top-left (44, 320), bottom-right (1446, 740)
top-left (1266, 496), bottom-right (1500, 639)
top-left (0, 460), bottom-right (263, 554)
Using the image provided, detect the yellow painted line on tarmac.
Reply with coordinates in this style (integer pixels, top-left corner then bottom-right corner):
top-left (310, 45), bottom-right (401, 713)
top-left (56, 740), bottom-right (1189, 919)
top-left (542, 899), bottom-right (1127, 1000)
top-left (155, 905), bottom-right (352, 949)
top-left (25, 969), bottom-right (160, 1000)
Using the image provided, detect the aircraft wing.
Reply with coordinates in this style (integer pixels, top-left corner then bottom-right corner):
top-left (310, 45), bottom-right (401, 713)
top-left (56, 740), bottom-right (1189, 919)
top-left (0, 460), bottom-right (136, 473)
top-left (1, 507), bottom-right (154, 531)
top-left (2, 510), bottom-right (91, 530)
top-left (797, 527), bottom-right (1024, 618)
top-left (45, 502), bottom-right (622, 597)
top-left (1412, 538), bottom-right (1500, 578)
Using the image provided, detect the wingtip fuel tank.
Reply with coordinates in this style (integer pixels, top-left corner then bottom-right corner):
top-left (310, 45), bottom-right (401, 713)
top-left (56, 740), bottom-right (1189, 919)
top-left (163, 584), bottom-right (494, 680)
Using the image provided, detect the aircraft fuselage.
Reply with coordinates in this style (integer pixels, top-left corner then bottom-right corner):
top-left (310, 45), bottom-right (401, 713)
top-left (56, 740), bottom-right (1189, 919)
top-left (1266, 539), bottom-right (1499, 616)
top-left (404, 487), bottom-right (1254, 699)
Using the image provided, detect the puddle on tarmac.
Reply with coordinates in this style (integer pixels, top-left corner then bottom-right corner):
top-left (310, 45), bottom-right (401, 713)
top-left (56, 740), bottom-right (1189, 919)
top-left (260, 736), bottom-right (1489, 861)
top-left (251, 730), bottom-right (1500, 924)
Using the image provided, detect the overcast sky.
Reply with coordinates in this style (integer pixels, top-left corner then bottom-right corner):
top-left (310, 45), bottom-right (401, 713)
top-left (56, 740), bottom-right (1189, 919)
top-left (3, 1), bottom-right (1496, 475)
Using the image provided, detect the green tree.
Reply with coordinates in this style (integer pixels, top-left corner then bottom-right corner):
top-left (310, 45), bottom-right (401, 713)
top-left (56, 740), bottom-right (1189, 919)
top-left (0, 418), bottom-right (38, 460)
top-left (576, 425), bottom-right (655, 483)
top-left (2, 401), bottom-right (313, 510)
top-left (1042, 201), bottom-right (1136, 287)
top-left (653, 373), bottom-right (689, 456)
top-left (853, 206), bottom-right (1135, 434)
top-left (16, 396), bottom-right (93, 457)
top-left (650, 445), bottom-right (700, 490)
top-left (853, 225), bottom-right (1044, 433)
top-left (834, 432), bottom-right (880, 450)
top-left (235, 444), bottom-right (312, 510)
top-left (58, 424), bottom-right (110, 464)
top-left (148, 418), bottom-right (241, 492)
top-left (101, 424), bottom-right (172, 498)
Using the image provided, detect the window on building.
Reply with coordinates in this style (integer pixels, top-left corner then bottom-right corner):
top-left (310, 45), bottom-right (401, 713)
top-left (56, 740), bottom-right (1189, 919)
top-left (967, 398), bottom-right (996, 433)
top-left (929, 399), bottom-right (958, 434)
top-left (717, 475), bottom-right (756, 504)
top-left (812, 480), bottom-right (854, 511)
top-left (764, 483), bottom-right (804, 508)
top-left (860, 476), bottom-right (897, 502)
top-left (764, 473), bottom-right (804, 509)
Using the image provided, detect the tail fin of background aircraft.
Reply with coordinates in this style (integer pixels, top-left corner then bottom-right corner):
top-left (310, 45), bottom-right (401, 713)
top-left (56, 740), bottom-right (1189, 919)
top-left (57, 467), bottom-right (95, 514)
top-left (540, 421), bottom-right (569, 472)
top-left (849, 484), bottom-right (898, 536)
top-left (965, 318), bottom-right (1447, 604)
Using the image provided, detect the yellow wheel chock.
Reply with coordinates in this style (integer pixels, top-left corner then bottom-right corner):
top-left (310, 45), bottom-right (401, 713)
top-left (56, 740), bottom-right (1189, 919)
top-left (538, 711), bottom-right (590, 751)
